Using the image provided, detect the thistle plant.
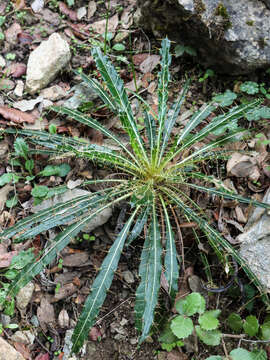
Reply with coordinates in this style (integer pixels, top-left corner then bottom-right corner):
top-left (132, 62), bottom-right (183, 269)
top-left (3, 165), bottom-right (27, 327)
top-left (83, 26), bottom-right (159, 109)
top-left (1, 39), bottom-right (270, 354)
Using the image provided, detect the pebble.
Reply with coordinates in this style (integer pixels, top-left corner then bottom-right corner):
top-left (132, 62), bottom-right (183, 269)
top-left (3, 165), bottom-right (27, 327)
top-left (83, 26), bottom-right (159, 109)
top-left (122, 270), bottom-right (135, 284)
top-left (11, 330), bottom-right (35, 345)
top-left (0, 55), bottom-right (6, 68)
top-left (13, 80), bottom-right (24, 97)
top-left (0, 337), bottom-right (24, 360)
top-left (40, 84), bottom-right (66, 100)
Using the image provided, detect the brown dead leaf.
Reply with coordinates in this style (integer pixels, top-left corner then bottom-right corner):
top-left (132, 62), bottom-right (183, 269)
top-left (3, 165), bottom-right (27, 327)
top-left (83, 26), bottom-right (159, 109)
top-left (13, 342), bottom-right (31, 360)
top-left (0, 251), bottom-right (18, 268)
top-left (52, 283), bottom-right (78, 302)
top-left (0, 106), bottom-right (36, 124)
top-left (87, 0), bottom-right (97, 19)
top-left (62, 252), bottom-right (90, 267)
top-left (91, 14), bottom-right (118, 36)
top-left (59, 2), bottom-right (77, 21)
top-left (227, 152), bottom-right (259, 181)
top-left (5, 22), bottom-right (22, 45)
top-left (167, 350), bottom-right (188, 360)
top-left (132, 53), bottom-right (148, 66)
top-left (37, 297), bottom-right (55, 332)
top-left (8, 63), bottom-right (27, 78)
top-left (139, 55), bottom-right (161, 74)
top-left (0, 79), bottom-right (15, 91)
top-left (89, 327), bottom-right (102, 341)
top-left (58, 309), bottom-right (69, 328)
top-left (12, 0), bottom-right (26, 11)
top-left (17, 32), bottom-right (34, 45)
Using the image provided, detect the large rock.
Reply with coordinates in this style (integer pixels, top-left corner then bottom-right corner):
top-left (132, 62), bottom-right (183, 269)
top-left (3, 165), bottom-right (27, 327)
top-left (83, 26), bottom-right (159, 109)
top-left (137, 0), bottom-right (270, 74)
top-left (0, 337), bottom-right (25, 360)
top-left (237, 188), bottom-right (270, 290)
top-left (26, 33), bottom-right (71, 94)
top-left (33, 189), bottom-right (112, 233)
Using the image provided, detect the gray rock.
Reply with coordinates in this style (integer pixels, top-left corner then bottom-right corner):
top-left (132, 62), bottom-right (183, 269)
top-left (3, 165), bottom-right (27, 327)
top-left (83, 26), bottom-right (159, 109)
top-left (40, 84), bottom-right (66, 100)
top-left (0, 55), bottom-right (6, 68)
top-left (26, 33), bottom-right (71, 94)
top-left (16, 282), bottom-right (34, 310)
top-left (122, 270), bottom-right (135, 284)
top-left (33, 189), bottom-right (112, 233)
top-left (10, 330), bottom-right (35, 345)
top-left (0, 141), bottom-right (9, 160)
top-left (0, 337), bottom-right (25, 360)
top-left (138, 0), bottom-right (270, 74)
top-left (238, 188), bottom-right (270, 290)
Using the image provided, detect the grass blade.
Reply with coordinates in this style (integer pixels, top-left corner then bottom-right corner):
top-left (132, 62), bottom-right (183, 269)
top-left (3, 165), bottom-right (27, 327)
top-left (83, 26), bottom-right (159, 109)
top-left (71, 207), bottom-right (140, 353)
top-left (160, 195), bottom-right (179, 299)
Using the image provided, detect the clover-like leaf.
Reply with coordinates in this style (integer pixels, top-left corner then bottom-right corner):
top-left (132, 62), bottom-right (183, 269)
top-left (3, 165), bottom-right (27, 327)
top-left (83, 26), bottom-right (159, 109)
top-left (240, 81), bottom-right (259, 95)
top-left (230, 348), bottom-right (253, 360)
top-left (260, 321), bottom-right (270, 340)
top-left (213, 89), bottom-right (237, 107)
top-left (245, 106), bottom-right (270, 121)
top-left (175, 292), bottom-right (206, 316)
top-left (198, 310), bottom-right (220, 330)
top-left (243, 315), bottom-right (259, 337)
top-left (205, 356), bottom-right (223, 360)
top-left (170, 315), bottom-right (193, 339)
top-left (195, 326), bottom-right (222, 346)
top-left (227, 313), bottom-right (243, 333)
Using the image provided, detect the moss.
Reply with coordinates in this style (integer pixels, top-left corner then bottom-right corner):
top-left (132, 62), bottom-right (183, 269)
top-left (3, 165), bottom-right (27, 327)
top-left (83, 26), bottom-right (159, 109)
top-left (214, 3), bottom-right (229, 19)
top-left (194, 0), bottom-right (206, 14)
top-left (246, 20), bottom-right (254, 26)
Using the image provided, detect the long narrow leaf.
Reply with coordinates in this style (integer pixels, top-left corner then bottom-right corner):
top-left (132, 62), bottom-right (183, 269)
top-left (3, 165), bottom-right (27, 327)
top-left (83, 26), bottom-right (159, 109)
top-left (71, 207), bottom-right (140, 353)
top-left (144, 111), bottom-right (156, 162)
top-left (155, 38), bottom-right (171, 165)
top-left (162, 187), bottom-right (267, 294)
top-left (126, 205), bottom-right (150, 247)
top-left (139, 202), bottom-right (162, 343)
top-left (52, 106), bottom-right (140, 166)
top-left (160, 196), bottom-right (179, 299)
top-left (91, 47), bottom-right (148, 164)
top-left (158, 79), bottom-right (190, 164)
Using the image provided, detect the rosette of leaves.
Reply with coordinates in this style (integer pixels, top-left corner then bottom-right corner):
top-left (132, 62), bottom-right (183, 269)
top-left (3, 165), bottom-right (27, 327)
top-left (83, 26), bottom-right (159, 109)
top-left (1, 39), bottom-right (270, 354)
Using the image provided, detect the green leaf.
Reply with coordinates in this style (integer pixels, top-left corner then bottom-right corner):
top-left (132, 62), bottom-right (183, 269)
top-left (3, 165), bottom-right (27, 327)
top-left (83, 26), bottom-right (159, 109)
top-left (213, 90), bottom-right (237, 107)
top-left (243, 315), bottom-right (259, 336)
top-left (0, 173), bottom-right (19, 186)
top-left (171, 315), bottom-right (194, 339)
top-left (112, 43), bottom-right (125, 51)
top-left (14, 137), bottom-right (29, 160)
top-left (31, 185), bottom-right (49, 198)
top-left (205, 357), bottom-right (223, 360)
top-left (227, 313), bottom-right (243, 333)
top-left (230, 348), bottom-right (253, 360)
top-left (250, 349), bottom-right (267, 360)
top-left (25, 159), bottom-right (34, 173)
top-left (160, 196), bottom-right (179, 299)
top-left (71, 208), bottom-right (139, 353)
top-left (198, 310), bottom-right (221, 330)
top-left (195, 326), bottom-right (222, 346)
top-left (91, 47), bottom-right (148, 164)
top-left (159, 322), bottom-right (178, 344)
top-left (39, 163), bottom-right (71, 177)
top-left (260, 321), bottom-right (270, 340)
top-left (240, 81), bottom-right (259, 94)
top-left (139, 202), bottom-right (162, 343)
top-left (175, 292), bottom-right (206, 316)
top-left (245, 106), bottom-right (270, 121)
top-left (9, 249), bottom-right (35, 269)
top-left (6, 195), bottom-right (18, 208)
top-left (126, 206), bottom-right (149, 246)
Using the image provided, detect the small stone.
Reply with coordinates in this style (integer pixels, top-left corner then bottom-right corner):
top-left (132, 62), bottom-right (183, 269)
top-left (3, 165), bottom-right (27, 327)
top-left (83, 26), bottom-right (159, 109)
top-left (130, 337), bottom-right (137, 345)
top-left (0, 337), bottom-right (25, 360)
top-left (0, 141), bottom-right (9, 160)
top-left (1, 314), bottom-right (10, 327)
top-left (26, 33), bottom-right (71, 94)
top-left (11, 330), bottom-right (35, 345)
top-left (13, 80), bottom-right (24, 97)
top-left (40, 84), bottom-right (66, 100)
top-left (0, 55), bottom-right (6, 68)
top-left (16, 281), bottom-right (34, 310)
top-left (122, 270), bottom-right (135, 284)
top-left (77, 7), bottom-right (87, 20)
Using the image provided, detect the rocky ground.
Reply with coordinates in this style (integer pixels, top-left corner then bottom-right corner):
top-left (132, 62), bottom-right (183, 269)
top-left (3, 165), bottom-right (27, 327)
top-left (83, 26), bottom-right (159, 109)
top-left (0, 1), bottom-right (270, 360)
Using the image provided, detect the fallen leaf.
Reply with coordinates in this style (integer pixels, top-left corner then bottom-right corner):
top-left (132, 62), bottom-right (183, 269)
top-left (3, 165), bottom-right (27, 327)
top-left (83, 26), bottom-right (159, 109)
top-left (34, 353), bottom-right (50, 360)
top-left (227, 152), bottom-right (259, 181)
top-left (13, 342), bottom-right (31, 360)
top-left (17, 32), bottom-right (33, 45)
top-left (89, 327), bottom-right (102, 341)
top-left (8, 63), bottom-right (27, 78)
top-left (139, 55), bottom-right (161, 73)
top-left (0, 251), bottom-right (18, 268)
top-left (13, 96), bottom-right (43, 111)
top-left (52, 283), bottom-right (78, 302)
top-left (0, 79), bottom-right (15, 91)
top-left (0, 184), bottom-right (12, 211)
top-left (132, 53), bottom-right (149, 65)
top-left (0, 106), bottom-right (36, 124)
top-left (37, 297), bottom-right (55, 332)
top-left (13, 0), bottom-right (26, 11)
top-left (4, 22), bottom-right (22, 45)
top-left (58, 309), bottom-right (69, 328)
top-left (77, 6), bottom-right (87, 20)
top-left (58, 1), bottom-right (77, 21)
top-left (62, 252), bottom-right (90, 267)
top-left (87, 0), bottom-right (97, 19)
top-left (167, 350), bottom-right (189, 360)
top-left (91, 14), bottom-right (118, 36)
